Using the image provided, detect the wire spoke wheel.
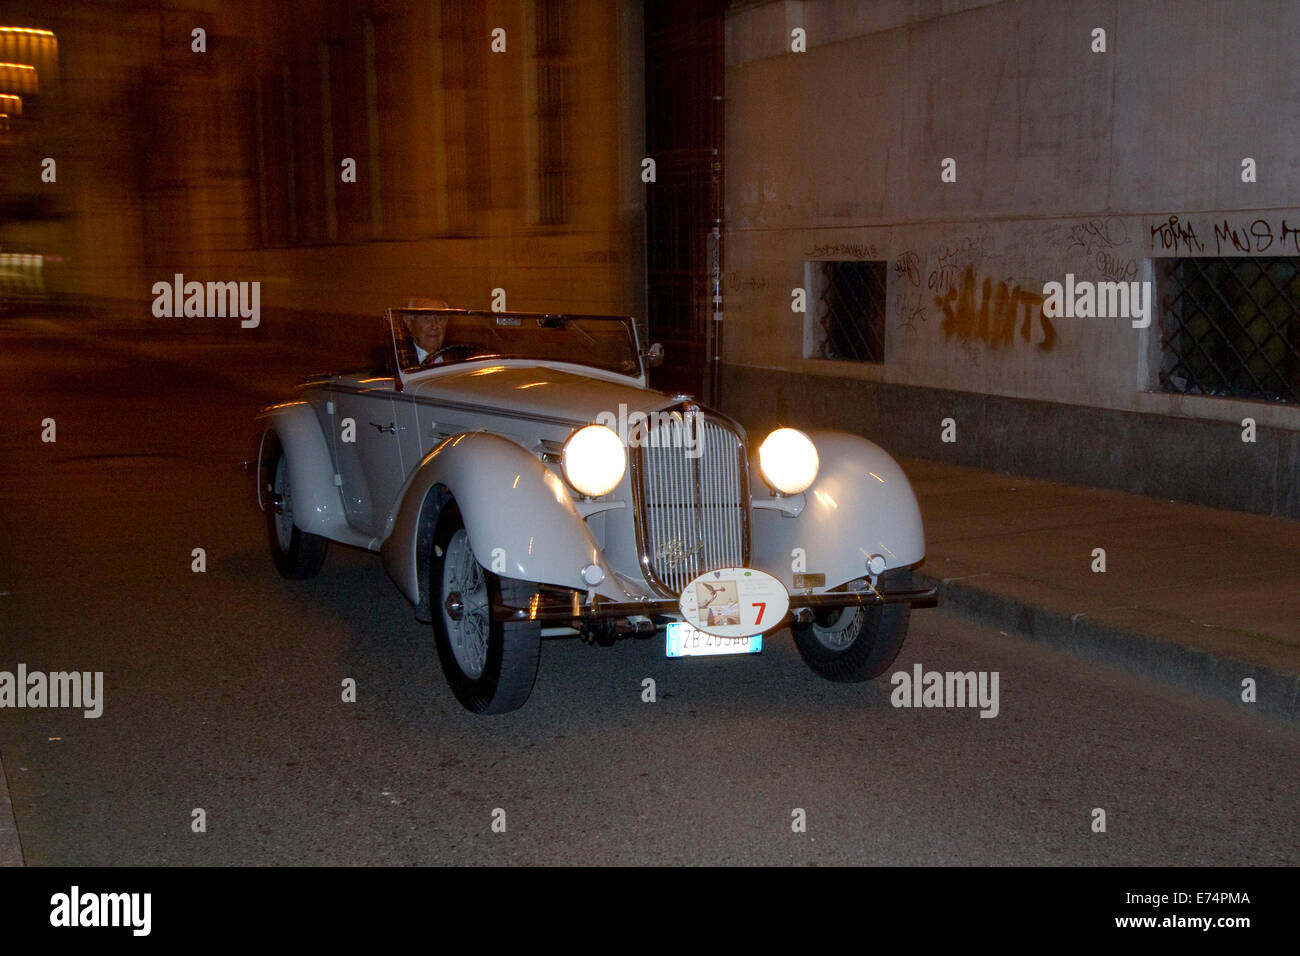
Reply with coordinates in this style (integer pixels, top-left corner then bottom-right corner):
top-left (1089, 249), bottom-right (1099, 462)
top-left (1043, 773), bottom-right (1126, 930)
top-left (262, 431), bottom-right (328, 580)
top-left (429, 498), bottom-right (542, 714)
top-left (272, 455), bottom-right (295, 551)
top-left (442, 529), bottom-right (489, 679)
top-left (790, 570), bottom-right (914, 682)
top-left (807, 605), bottom-right (866, 651)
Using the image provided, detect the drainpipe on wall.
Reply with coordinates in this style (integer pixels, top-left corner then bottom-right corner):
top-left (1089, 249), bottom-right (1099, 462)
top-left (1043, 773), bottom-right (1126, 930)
top-left (707, 109), bottom-right (724, 406)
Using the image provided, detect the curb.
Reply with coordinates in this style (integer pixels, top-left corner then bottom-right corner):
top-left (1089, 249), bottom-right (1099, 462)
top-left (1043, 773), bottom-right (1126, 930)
top-left (919, 573), bottom-right (1300, 725)
top-left (0, 749), bottom-right (24, 866)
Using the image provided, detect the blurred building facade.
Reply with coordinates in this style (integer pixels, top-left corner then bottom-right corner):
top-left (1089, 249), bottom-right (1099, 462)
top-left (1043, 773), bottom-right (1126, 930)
top-left (1, 0), bottom-right (646, 322)
top-left (2, 0), bottom-right (1297, 516)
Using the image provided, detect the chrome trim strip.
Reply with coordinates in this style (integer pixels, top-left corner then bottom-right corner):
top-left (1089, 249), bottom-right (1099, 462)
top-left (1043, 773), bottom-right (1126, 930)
top-left (312, 381), bottom-right (589, 429)
top-left (491, 585), bottom-right (939, 623)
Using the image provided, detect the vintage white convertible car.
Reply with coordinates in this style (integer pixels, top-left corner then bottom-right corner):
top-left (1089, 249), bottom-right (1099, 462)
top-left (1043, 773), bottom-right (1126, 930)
top-left (256, 307), bottom-right (935, 713)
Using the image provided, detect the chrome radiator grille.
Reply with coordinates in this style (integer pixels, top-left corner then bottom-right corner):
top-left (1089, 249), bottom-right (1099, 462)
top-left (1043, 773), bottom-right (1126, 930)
top-left (633, 410), bottom-right (748, 596)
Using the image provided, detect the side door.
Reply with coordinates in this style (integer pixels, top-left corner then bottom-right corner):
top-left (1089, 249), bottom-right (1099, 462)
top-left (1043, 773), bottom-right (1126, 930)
top-left (391, 392), bottom-right (424, 487)
top-left (331, 381), bottom-right (409, 538)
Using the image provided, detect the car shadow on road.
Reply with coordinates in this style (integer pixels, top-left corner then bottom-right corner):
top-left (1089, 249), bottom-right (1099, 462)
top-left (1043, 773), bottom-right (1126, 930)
top-left (219, 539), bottom-right (913, 739)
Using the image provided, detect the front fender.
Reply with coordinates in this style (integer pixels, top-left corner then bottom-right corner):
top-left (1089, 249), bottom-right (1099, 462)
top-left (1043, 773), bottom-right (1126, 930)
top-left (749, 430), bottom-right (925, 590)
top-left (380, 432), bottom-right (622, 608)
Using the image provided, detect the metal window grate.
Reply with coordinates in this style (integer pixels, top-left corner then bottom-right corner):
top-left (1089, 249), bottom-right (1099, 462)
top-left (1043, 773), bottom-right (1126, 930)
top-left (1158, 257), bottom-right (1300, 404)
top-left (812, 260), bottom-right (887, 362)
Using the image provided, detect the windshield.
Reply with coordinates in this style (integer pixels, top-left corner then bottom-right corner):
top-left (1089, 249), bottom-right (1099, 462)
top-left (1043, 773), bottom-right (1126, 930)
top-left (389, 309), bottom-right (641, 378)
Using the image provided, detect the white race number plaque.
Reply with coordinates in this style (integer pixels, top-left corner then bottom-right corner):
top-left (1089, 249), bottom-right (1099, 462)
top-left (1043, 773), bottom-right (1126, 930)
top-left (677, 567), bottom-right (790, 638)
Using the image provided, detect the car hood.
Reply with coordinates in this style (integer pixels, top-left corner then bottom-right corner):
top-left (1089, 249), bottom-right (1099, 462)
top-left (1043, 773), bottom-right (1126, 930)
top-left (410, 363), bottom-right (678, 424)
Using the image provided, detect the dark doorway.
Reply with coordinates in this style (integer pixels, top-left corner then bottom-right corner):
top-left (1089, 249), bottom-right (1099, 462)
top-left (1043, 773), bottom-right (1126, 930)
top-left (643, 0), bottom-right (724, 401)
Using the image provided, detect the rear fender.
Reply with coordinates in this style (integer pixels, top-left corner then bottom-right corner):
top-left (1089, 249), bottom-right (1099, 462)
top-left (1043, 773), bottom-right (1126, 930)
top-left (255, 402), bottom-right (373, 549)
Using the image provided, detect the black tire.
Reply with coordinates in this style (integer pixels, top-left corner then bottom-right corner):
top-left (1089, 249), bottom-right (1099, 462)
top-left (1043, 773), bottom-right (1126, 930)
top-left (262, 432), bottom-right (328, 579)
top-left (790, 568), bottom-right (913, 682)
top-left (430, 500), bottom-right (541, 714)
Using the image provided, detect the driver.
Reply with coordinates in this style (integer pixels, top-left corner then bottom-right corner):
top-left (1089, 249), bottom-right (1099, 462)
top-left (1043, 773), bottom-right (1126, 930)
top-left (403, 297), bottom-right (451, 365)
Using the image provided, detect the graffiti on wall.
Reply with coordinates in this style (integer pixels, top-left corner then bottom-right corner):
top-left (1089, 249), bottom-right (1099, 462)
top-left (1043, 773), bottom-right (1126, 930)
top-left (1149, 215), bottom-right (1205, 254)
top-left (723, 273), bottom-right (770, 293)
top-left (894, 250), bottom-right (923, 288)
top-left (1057, 218), bottom-right (1139, 284)
top-left (1065, 218), bottom-right (1127, 257)
top-left (804, 242), bottom-right (879, 259)
top-left (1150, 215), bottom-right (1300, 256)
top-left (891, 233), bottom-right (1057, 354)
top-left (932, 266), bottom-right (1054, 351)
top-left (929, 236), bottom-right (993, 294)
top-left (1096, 251), bottom-right (1138, 283)
top-left (1210, 218), bottom-right (1300, 255)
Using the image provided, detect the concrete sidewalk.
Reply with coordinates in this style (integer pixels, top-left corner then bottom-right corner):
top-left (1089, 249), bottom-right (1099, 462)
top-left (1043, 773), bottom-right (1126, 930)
top-left (904, 458), bottom-right (1300, 723)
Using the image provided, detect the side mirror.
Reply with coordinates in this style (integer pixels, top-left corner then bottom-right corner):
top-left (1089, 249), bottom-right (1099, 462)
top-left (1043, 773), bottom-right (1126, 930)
top-left (644, 342), bottom-right (665, 368)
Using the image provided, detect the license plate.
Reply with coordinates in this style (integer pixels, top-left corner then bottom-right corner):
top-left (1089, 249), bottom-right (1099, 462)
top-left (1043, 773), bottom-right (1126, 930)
top-left (665, 621), bottom-right (762, 658)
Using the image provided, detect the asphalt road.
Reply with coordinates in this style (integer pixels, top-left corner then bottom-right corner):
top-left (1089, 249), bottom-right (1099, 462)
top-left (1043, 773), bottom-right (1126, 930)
top-left (1, 317), bottom-right (1298, 866)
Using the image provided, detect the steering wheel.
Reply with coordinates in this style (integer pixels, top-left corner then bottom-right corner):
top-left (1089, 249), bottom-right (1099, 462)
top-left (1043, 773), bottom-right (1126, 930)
top-left (420, 343), bottom-right (484, 367)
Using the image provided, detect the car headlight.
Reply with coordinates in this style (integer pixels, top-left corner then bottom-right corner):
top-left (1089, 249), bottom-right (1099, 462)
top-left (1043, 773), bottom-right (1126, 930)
top-left (561, 424), bottom-right (626, 497)
top-left (758, 427), bottom-right (819, 495)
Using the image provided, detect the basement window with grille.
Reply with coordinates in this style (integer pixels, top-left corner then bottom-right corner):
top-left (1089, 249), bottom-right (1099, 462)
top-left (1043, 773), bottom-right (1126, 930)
top-left (1157, 257), bottom-right (1300, 405)
top-left (808, 260), bottom-right (887, 362)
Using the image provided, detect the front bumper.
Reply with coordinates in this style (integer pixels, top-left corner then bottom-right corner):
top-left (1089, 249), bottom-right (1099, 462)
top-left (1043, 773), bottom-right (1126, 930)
top-left (488, 581), bottom-right (939, 625)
